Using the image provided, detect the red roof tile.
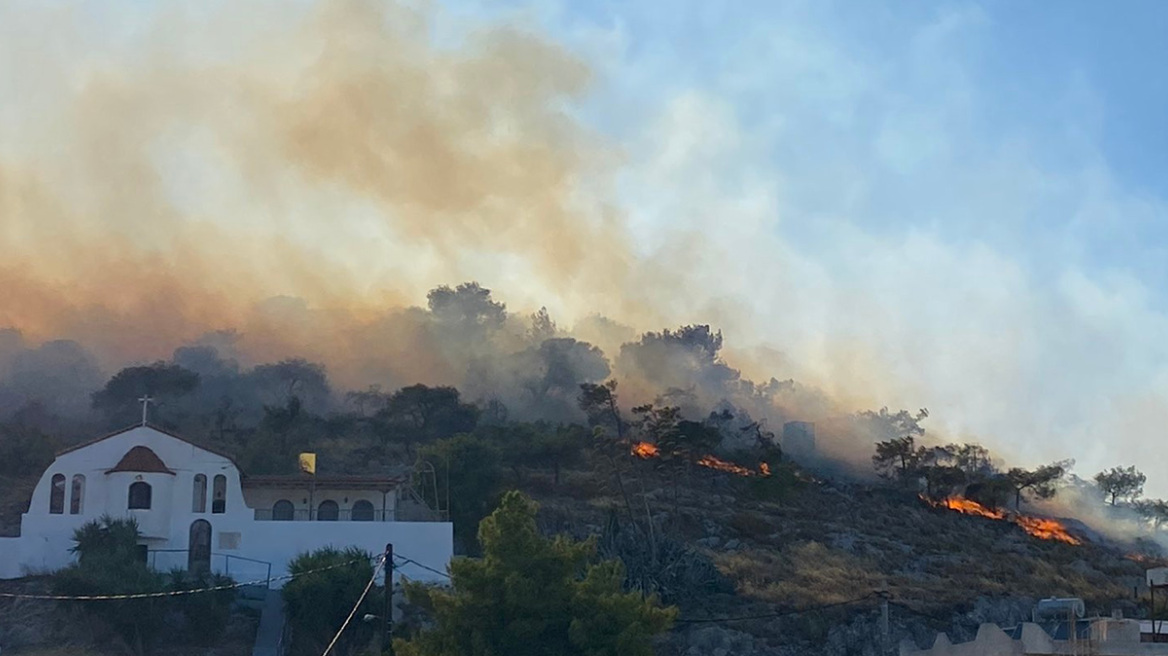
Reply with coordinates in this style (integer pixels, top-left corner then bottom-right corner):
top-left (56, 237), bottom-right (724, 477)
top-left (107, 446), bottom-right (175, 475)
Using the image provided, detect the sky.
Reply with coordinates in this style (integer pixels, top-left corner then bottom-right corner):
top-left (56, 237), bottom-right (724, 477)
top-left (3, 1), bottom-right (1168, 493)
top-left (444, 0), bottom-right (1168, 486)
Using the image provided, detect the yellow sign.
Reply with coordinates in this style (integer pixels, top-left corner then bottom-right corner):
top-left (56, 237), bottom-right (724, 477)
top-left (298, 453), bottom-right (316, 475)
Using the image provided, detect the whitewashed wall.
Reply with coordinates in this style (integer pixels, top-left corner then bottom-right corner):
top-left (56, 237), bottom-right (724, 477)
top-left (0, 426), bottom-right (453, 586)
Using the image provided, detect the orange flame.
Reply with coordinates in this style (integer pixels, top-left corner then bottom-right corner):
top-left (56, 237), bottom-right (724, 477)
top-left (630, 441), bottom-right (770, 477)
top-left (938, 496), bottom-right (1005, 520)
top-left (1013, 515), bottom-right (1081, 545)
top-left (632, 442), bottom-right (659, 458)
top-left (925, 496), bottom-right (1081, 545)
top-left (696, 454), bottom-right (757, 477)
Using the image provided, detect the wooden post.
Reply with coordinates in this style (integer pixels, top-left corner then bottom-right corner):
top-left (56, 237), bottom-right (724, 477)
top-left (384, 543), bottom-right (395, 656)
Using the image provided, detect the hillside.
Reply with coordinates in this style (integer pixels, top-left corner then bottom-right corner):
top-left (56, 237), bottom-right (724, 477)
top-left (504, 455), bottom-right (1156, 656)
top-left (0, 438), bottom-right (1161, 656)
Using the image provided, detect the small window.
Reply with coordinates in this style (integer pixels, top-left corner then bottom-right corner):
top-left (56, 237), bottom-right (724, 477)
top-left (317, 500), bottom-right (338, 521)
top-left (70, 475), bottom-right (85, 515)
top-left (212, 475), bottom-right (226, 514)
top-left (129, 481), bottom-right (152, 510)
top-left (136, 544), bottom-right (149, 564)
top-left (351, 500), bottom-right (375, 521)
top-left (192, 474), bottom-right (207, 513)
top-left (49, 474), bottom-right (65, 514)
top-left (272, 500), bottom-right (294, 521)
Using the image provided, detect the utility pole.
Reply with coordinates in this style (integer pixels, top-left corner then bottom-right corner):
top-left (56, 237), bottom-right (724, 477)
top-left (877, 589), bottom-right (890, 655)
top-left (384, 543), bottom-right (395, 656)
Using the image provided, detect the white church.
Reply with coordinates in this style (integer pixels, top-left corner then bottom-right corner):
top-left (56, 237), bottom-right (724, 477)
top-left (0, 422), bottom-right (453, 587)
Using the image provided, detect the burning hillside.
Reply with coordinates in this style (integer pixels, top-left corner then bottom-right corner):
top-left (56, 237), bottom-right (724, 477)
top-left (925, 496), bottom-right (1082, 545)
top-left (631, 441), bottom-right (771, 477)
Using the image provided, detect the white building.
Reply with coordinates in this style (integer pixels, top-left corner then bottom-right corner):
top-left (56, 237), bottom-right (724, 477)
top-left (902, 619), bottom-right (1168, 656)
top-left (0, 424), bottom-right (453, 586)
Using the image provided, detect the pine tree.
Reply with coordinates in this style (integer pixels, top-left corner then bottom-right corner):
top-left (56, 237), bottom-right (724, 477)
top-left (395, 491), bottom-right (676, 656)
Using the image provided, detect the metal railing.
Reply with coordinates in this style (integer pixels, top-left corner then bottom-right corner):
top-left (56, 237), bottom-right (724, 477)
top-left (147, 549), bottom-right (273, 589)
top-left (252, 508), bottom-right (397, 522)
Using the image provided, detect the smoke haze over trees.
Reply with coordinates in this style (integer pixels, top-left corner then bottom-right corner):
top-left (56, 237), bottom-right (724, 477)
top-left (4, 0), bottom-right (1168, 500)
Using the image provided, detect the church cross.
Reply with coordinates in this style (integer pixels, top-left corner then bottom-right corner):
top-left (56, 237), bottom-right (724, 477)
top-left (138, 395), bottom-right (155, 426)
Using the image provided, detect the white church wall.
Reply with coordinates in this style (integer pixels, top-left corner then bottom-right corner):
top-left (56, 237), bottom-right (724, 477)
top-left (242, 520), bottom-right (453, 586)
top-left (0, 426), bottom-right (455, 589)
top-left (7, 427), bottom-right (258, 578)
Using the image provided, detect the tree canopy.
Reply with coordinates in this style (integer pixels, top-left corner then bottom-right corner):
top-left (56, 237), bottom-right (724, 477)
top-left (396, 491), bottom-right (676, 656)
top-left (1005, 461), bottom-right (1070, 509)
top-left (382, 384), bottom-right (480, 453)
top-left (91, 361), bottom-right (200, 424)
top-left (1095, 466), bottom-right (1147, 506)
top-left (282, 546), bottom-right (378, 656)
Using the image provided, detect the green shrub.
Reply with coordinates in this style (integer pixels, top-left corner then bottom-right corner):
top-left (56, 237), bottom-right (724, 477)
top-left (51, 516), bottom-right (237, 656)
top-left (282, 547), bottom-right (378, 656)
top-left (167, 568), bottom-right (236, 645)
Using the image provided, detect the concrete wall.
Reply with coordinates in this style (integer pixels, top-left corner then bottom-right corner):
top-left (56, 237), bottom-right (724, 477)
top-left (0, 426), bottom-right (453, 586)
top-left (147, 520), bottom-right (454, 586)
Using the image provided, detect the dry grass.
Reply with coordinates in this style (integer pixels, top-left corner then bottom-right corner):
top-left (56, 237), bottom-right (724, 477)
top-left (716, 541), bottom-right (885, 606)
top-left (727, 511), bottom-right (774, 541)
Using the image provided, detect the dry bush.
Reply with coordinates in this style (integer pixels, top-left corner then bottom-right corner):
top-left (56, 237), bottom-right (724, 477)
top-left (728, 511), bottom-right (774, 541)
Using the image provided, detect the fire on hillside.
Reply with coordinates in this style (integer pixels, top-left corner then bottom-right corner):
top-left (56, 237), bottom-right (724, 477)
top-left (631, 441), bottom-right (771, 477)
top-left (924, 496), bottom-right (1082, 545)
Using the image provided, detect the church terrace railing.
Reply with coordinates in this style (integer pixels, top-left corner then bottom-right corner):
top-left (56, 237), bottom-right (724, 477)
top-left (252, 508), bottom-right (396, 522)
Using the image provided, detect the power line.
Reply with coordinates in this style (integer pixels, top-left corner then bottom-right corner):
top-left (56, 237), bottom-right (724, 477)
top-left (674, 593), bottom-right (877, 624)
top-left (886, 599), bottom-right (957, 623)
top-left (320, 554), bottom-right (385, 656)
top-left (393, 553), bottom-right (450, 580)
top-left (0, 555), bottom-right (374, 602)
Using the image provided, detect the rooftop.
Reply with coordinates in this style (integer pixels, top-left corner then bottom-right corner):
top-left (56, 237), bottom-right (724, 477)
top-left (106, 446), bottom-right (175, 475)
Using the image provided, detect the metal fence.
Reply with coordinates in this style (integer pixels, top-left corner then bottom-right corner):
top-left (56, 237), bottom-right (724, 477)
top-left (147, 548), bottom-right (273, 591)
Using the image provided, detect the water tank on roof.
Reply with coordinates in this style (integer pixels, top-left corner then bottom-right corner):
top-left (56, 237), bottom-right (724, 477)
top-left (1032, 598), bottom-right (1086, 623)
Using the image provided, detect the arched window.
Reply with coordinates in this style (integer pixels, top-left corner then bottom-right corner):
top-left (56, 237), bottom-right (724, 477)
top-left (49, 474), bottom-right (65, 514)
top-left (212, 475), bottom-right (226, 514)
top-left (351, 500), bottom-right (375, 521)
top-left (317, 500), bottom-right (339, 521)
top-left (272, 500), bottom-right (294, 521)
top-left (128, 481), bottom-right (152, 510)
top-left (192, 474), bottom-right (207, 513)
top-left (70, 475), bottom-right (85, 515)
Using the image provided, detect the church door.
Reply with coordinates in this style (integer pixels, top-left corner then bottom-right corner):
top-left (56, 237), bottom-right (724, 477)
top-left (188, 520), bottom-right (212, 572)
